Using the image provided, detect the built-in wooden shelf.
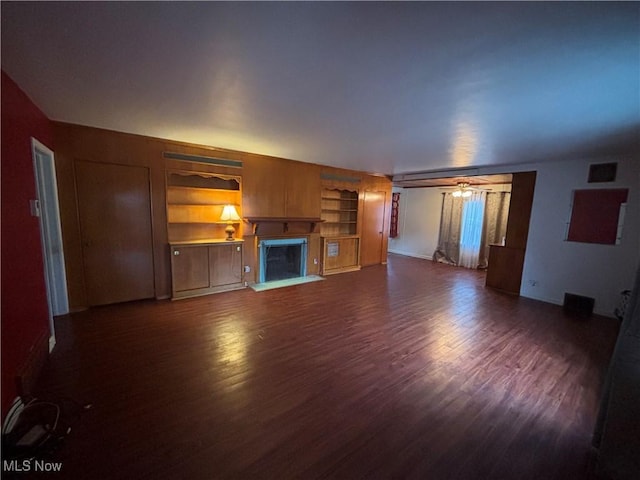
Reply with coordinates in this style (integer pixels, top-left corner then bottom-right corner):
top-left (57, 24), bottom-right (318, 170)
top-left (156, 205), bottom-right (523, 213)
top-left (320, 188), bottom-right (361, 274)
top-left (320, 188), bottom-right (359, 237)
top-left (166, 169), bottom-right (242, 242)
top-left (321, 196), bottom-right (358, 201)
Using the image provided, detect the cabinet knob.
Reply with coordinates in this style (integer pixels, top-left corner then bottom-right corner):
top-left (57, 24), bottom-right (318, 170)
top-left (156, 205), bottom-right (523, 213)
top-left (174, 250), bottom-right (180, 256)
top-left (236, 246), bottom-right (241, 251)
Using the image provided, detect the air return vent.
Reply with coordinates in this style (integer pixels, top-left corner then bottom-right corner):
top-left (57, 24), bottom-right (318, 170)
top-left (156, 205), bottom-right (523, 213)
top-left (563, 293), bottom-right (594, 317)
top-left (163, 152), bottom-right (242, 168)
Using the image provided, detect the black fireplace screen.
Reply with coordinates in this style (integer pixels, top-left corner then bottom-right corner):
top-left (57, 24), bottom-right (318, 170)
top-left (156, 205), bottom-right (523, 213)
top-left (264, 245), bottom-right (302, 281)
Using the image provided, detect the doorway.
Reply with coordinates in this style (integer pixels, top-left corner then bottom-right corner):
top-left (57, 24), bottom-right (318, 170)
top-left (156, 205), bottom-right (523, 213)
top-left (31, 138), bottom-right (69, 351)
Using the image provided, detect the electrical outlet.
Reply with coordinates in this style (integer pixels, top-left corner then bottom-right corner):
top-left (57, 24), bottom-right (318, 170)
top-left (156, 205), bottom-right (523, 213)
top-left (313, 258), bottom-right (318, 265)
top-left (244, 265), bottom-right (251, 273)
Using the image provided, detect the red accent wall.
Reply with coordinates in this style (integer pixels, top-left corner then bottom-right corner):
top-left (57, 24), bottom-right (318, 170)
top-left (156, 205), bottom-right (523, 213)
top-left (1, 71), bottom-right (52, 415)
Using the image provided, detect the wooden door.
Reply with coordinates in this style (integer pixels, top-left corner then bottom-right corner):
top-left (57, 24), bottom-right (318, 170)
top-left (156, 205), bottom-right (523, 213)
top-left (210, 244), bottom-right (242, 286)
top-left (360, 191), bottom-right (386, 266)
top-left (75, 161), bottom-right (155, 305)
top-left (171, 245), bottom-right (210, 293)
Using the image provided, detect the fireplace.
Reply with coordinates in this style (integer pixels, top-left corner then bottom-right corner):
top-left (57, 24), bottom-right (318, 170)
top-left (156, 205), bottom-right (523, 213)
top-left (258, 238), bottom-right (308, 283)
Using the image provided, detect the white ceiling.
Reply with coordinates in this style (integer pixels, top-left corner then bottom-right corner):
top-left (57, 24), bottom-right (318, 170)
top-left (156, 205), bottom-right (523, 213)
top-left (2, 2), bottom-right (638, 176)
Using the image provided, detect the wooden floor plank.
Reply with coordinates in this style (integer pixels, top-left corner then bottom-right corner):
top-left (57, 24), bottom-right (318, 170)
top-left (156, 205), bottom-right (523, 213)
top-left (27, 254), bottom-right (618, 479)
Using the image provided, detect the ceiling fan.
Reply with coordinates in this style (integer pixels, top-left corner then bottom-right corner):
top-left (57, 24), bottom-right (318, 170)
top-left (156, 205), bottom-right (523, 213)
top-left (440, 182), bottom-right (490, 197)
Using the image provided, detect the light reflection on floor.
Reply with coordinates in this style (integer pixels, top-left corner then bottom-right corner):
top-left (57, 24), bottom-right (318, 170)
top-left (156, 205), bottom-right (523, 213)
top-left (210, 316), bottom-right (251, 393)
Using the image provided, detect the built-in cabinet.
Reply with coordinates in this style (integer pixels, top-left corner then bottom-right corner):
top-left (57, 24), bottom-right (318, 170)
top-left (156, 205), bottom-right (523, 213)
top-left (166, 169), bottom-right (245, 298)
top-left (321, 235), bottom-right (361, 275)
top-left (243, 158), bottom-right (321, 218)
top-left (170, 240), bottom-right (244, 299)
top-left (320, 187), bottom-right (361, 274)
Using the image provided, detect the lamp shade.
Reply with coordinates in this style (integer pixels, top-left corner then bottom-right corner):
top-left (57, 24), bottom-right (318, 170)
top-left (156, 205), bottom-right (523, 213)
top-left (220, 205), bottom-right (241, 222)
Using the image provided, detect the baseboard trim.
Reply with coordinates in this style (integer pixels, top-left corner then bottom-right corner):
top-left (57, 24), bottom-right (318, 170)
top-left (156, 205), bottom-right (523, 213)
top-left (521, 292), bottom-right (615, 319)
top-left (388, 250), bottom-right (433, 261)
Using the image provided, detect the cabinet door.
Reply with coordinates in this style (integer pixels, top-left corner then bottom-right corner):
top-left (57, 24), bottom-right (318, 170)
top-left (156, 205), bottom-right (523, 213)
top-left (486, 246), bottom-right (525, 294)
top-left (171, 246), bottom-right (210, 293)
top-left (242, 157), bottom-right (286, 217)
top-left (323, 237), bottom-right (360, 273)
top-left (285, 162), bottom-right (321, 217)
top-left (210, 244), bottom-right (242, 287)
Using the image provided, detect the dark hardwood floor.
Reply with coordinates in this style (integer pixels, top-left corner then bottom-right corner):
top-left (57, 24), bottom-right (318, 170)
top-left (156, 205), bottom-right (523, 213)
top-left (28, 254), bottom-right (618, 479)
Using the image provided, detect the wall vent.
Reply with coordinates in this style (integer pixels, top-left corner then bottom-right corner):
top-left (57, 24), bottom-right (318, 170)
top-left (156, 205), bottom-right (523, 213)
top-left (563, 293), bottom-right (595, 317)
top-left (588, 162), bottom-right (617, 183)
top-left (164, 152), bottom-right (242, 168)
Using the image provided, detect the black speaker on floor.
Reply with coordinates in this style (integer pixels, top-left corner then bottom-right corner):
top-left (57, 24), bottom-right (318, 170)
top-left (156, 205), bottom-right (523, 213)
top-left (563, 293), bottom-right (595, 317)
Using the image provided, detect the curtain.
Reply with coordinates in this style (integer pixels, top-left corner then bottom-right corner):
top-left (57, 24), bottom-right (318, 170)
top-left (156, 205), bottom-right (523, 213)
top-left (458, 192), bottom-right (486, 269)
top-left (478, 192), bottom-right (511, 268)
top-left (434, 190), bottom-right (510, 269)
top-left (433, 193), bottom-right (463, 265)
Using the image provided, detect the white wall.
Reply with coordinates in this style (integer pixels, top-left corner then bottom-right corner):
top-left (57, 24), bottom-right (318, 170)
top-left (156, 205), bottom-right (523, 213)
top-left (521, 156), bottom-right (640, 317)
top-left (387, 186), bottom-right (442, 260)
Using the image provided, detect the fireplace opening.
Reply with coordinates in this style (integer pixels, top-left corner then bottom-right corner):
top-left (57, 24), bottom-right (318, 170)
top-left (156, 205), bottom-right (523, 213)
top-left (259, 238), bottom-right (307, 283)
top-left (266, 245), bottom-right (301, 281)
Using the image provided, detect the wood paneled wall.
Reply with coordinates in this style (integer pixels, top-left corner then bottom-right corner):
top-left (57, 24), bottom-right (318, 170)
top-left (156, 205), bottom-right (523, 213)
top-left (505, 171), bottom-right (537, 250)
top-left (485, 171), bottom-right (537, 295)
top-left (53, 123), bottom-right (391, 309)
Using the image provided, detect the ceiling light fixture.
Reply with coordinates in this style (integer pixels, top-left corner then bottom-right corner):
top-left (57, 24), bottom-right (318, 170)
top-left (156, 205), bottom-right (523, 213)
top-left (452, 182), bottom-right (473, 198)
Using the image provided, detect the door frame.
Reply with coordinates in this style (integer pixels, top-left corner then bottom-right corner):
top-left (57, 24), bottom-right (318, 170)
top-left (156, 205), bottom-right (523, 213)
top-left (31, 138), bottom-right (69, 352)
